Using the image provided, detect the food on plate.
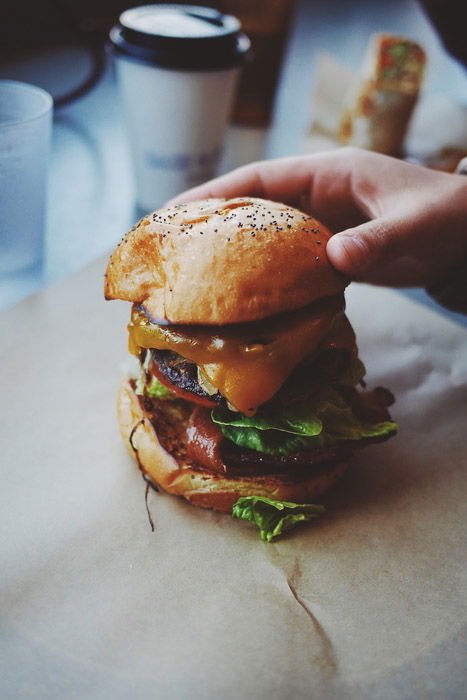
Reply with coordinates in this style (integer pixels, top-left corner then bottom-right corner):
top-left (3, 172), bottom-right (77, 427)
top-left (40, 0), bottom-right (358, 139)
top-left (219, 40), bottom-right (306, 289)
top-left (105, 197), bottom-right (397, 540)
top-left (338, 33), bottom-right (426, 155)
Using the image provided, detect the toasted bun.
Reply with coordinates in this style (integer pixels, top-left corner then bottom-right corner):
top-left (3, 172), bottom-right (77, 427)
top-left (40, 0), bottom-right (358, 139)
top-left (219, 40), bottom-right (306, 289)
top-left (105, 197), bottom-right (347, 325)
top-left (117, 378), bottom-right (350, 513)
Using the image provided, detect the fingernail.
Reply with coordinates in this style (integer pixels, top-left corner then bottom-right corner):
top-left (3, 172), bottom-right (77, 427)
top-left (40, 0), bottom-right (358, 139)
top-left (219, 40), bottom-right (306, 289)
top-left (327, 232), bottom-right (365, 274)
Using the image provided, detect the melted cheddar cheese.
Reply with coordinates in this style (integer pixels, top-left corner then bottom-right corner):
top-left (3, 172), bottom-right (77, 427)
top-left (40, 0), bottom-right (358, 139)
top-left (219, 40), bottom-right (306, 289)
top-left (128, 295), bottom-right (355, 415)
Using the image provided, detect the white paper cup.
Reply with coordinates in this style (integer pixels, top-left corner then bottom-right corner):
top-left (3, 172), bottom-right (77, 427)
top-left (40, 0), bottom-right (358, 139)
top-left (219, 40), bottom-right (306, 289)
top-left (0, 80), bottom-right (52, 274)
top-left (109, 4), bottom-right (249, 211)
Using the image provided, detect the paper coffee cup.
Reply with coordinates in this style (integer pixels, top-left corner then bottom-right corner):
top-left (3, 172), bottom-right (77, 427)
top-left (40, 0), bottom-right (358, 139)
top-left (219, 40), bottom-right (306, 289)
top-left (109, 4), bottom-right (250, 210)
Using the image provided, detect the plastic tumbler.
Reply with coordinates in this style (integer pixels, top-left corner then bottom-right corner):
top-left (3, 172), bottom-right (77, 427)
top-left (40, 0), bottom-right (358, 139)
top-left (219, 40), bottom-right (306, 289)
top-left (109, 4), bottom-right (250, 210)
top-left (0, 80), bottom-right (53, 274)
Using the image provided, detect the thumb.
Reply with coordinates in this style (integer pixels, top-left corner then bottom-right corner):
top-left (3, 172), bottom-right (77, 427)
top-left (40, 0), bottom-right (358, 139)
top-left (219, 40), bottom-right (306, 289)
top-left (326, 217), bottom-right (411, 286)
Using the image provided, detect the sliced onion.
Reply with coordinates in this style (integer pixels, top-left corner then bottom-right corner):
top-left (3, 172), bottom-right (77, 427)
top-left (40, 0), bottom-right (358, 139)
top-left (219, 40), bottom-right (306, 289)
top-left (197, 367), bottom-right (218, 396)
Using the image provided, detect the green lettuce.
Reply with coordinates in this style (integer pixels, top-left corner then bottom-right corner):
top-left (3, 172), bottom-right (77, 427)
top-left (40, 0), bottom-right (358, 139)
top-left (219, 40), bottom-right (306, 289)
top-left (146, 376), bottom-right (176, 400)
top-left (136, 375), bottom-right (176, 400)
top-left (212, 387), bottom-right (397, 456)
top-left (214, 401), bottom-right (325, 436)
top-left (232, 496), bottom-right (325, 542)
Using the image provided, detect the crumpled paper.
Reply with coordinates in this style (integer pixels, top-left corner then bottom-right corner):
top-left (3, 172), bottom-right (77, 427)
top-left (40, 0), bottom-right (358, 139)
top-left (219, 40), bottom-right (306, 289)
top-left (1, 258), bottom-right (466, 699)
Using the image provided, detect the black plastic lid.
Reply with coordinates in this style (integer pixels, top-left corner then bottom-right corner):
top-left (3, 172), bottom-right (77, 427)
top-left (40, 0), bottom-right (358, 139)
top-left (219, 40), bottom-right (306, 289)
top-left (108, 4), bottom-right (250, 71)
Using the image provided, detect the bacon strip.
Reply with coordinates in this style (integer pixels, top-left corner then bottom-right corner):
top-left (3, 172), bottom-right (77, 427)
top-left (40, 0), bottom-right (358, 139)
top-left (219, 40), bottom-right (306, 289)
top-left (186, 406), bottom-right (227, 473)
top-left (183, 390), bottom-right (396, 478)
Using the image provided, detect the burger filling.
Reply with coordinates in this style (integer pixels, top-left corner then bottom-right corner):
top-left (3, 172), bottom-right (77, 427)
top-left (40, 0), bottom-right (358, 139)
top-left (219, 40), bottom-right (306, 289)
top-left (128, 294), bottom-right (397, 476)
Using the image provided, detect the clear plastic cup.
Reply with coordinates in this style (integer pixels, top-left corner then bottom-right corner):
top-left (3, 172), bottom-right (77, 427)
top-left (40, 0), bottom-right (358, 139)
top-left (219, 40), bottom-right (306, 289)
top-left (0, 80), bottom-right (53, 274)
top-left (109, 4), bottom-right (250, 211)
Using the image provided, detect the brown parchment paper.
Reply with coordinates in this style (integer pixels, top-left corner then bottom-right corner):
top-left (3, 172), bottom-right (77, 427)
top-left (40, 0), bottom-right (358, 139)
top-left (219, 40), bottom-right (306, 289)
top-left (1, 258), bottom-right (466, 699)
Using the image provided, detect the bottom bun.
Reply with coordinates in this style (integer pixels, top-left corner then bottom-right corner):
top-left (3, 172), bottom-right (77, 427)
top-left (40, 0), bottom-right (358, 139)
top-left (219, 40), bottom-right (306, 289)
top-left (117, 378), bottom-right (350, 513)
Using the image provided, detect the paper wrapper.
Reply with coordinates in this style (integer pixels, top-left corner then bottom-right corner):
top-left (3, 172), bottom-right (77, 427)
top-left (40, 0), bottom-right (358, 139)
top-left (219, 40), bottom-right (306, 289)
top-left (1, 258), bottom-right (466, 698)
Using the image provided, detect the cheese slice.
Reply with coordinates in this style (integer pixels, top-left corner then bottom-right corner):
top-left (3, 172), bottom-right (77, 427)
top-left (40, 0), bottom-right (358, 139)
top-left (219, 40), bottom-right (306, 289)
top-left (128, 296), bottom-right (354, 415)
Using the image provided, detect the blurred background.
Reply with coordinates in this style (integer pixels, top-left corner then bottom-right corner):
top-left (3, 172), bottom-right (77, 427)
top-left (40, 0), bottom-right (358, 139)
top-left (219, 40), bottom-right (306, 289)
top-left (1, 0), bottom-right (466, 314)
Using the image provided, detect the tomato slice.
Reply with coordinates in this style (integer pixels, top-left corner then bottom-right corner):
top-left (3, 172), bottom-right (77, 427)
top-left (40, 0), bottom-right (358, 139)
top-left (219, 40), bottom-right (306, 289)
top-left (149, 360), bottom-right (218, 408)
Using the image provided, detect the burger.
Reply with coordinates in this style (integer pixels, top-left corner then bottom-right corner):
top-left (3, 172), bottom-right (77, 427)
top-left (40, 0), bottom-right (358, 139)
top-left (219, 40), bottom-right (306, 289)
top-left (105, 197), bottom-right (397, 540)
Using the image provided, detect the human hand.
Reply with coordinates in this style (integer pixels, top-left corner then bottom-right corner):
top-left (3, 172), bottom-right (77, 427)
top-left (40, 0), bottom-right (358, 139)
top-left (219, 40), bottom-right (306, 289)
top-left (168, 148), bottom-right (467, 312)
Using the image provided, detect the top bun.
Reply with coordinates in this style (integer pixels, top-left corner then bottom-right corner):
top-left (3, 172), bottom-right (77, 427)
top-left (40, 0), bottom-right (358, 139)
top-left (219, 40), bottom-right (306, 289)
top-left (104, 197), bottom-right (347, 325)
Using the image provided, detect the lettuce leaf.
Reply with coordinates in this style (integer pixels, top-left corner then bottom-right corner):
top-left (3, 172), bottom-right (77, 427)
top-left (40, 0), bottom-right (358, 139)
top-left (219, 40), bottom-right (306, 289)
top-left (132, 352), bottom-right (176, 400)
top-left (145, 376), bottom-right (176, 400)
top-left (214, 403), bottom-right (324, 436)
top-left (213, 387), bottom-right (397, 456)
top-left (232, 496), bottom-right (325, 542)
top-left (218, 424), bottom-right (322, 455)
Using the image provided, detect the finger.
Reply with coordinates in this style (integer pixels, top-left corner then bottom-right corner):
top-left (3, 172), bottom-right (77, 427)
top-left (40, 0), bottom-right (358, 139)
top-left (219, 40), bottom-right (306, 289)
top-left (166, 150), bottom-right (368, 230)
top-left (167, 156), bottom-right (315, 206)
top-left (326, 217), bottom-right (428, 287)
